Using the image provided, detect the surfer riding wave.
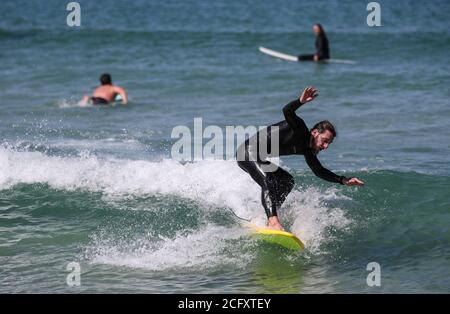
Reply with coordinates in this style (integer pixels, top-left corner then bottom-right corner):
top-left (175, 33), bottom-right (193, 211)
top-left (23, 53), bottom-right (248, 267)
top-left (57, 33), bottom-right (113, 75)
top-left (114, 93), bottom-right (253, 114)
top-left (236, 86), bottom-right (364, 230)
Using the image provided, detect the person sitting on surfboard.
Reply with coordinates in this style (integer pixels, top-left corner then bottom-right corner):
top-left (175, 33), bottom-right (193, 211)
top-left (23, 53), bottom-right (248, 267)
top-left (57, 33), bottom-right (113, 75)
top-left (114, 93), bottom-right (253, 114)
top-left (298, 23), bottom-right (329, 62)
top-left (82, 73), bottom-right (128, 105)
top-left (236, 86), bottom-right (364, 230)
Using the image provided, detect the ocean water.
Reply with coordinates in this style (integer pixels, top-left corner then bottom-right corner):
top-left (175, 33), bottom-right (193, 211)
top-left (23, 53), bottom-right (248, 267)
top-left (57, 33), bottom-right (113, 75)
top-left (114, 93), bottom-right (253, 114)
top-left (1, 0), bottom-right (449, 293)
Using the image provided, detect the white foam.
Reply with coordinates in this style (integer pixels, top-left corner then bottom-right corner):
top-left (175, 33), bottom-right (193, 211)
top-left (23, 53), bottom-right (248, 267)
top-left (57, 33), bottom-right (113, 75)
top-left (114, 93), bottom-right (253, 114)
top-left (284, 187), bottom-right (351, 253)
top-left (87, 224), bottom-right (252, 271)
top-left (0, 146), bottom-right (352, 259)
top-left (46, 138), bottom-right (143, 152)
top-left (57, 98), bottom-right (91, 108)
top-left (57, 97), bottom-right (122, 108)
top-left (0, 146), bottom-right (261, 220)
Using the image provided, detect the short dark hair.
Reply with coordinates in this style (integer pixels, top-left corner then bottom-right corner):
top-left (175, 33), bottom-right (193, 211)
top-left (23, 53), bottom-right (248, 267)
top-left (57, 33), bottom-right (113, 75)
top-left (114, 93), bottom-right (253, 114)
top-left (311, 120), bottom-right (337, 137)
top-left (100, 73), bottom-right (112, 85)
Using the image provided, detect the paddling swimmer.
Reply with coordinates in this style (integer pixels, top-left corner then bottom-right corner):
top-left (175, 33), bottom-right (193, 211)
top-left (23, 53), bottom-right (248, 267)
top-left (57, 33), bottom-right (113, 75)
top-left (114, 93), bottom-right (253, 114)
top-left (298, 23), bottom-right (330, 62)
top-left (82, 73), bottom-right (128, 105)
top-left (236, 87), bottom-right (364, 230)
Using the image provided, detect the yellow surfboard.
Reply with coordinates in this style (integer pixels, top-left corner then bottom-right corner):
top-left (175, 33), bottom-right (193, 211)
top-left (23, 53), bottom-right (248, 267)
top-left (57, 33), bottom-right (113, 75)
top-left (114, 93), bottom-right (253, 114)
top-left (245, 223), bottom-right (305, 251)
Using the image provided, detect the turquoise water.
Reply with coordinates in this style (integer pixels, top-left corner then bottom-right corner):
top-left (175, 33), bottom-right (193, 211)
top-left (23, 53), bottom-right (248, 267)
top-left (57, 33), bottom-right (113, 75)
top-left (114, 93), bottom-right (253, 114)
top-left (1, 0), bottom-right (449, 293)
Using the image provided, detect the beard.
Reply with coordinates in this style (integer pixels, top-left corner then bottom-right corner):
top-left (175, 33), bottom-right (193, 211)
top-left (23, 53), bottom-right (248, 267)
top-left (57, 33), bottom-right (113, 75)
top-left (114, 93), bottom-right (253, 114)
top-left (312, 145), bottom-right (320, 155)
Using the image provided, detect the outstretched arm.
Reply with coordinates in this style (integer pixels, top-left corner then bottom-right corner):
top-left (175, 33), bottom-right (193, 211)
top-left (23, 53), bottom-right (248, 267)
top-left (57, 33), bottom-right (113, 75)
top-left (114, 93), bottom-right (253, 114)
top-left (305, 152), bottom-right (365, 186)
top-left (282, 86), bottom-right (318, 132)
top-left (305, 152), bottom-right (346, 184)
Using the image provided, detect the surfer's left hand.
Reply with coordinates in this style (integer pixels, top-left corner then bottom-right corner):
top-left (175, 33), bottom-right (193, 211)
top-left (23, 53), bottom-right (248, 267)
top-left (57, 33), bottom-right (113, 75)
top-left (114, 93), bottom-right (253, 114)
top-left (300, 86), bottom-right (318, 104)
top-left (343, 177), bottom-right (365, 186)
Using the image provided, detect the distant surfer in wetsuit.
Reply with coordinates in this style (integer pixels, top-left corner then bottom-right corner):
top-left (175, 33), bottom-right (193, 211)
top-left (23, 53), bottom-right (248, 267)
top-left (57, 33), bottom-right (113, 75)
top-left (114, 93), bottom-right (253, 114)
top-left (298, 23), bottom-right (330, 62)
top-left (82, 73), bottom-right (128, 105)
top-left (236, 86), bottom-right (364, 230)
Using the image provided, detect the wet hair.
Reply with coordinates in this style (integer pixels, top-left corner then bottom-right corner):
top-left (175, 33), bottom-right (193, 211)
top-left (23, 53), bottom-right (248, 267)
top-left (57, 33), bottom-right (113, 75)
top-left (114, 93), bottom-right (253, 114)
top-left (314, 23), bottom-right (326, 36)
top-left (100, 73), bottom-right (112, 85)
top-left (311, 120), bottom-right (336, 137)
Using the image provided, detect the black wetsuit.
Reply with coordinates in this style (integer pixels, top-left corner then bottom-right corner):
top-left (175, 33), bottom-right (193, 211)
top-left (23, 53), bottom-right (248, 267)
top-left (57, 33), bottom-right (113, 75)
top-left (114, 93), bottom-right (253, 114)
top-left (236, 99), bottom-right (346, 218)
top-left (298, 33), bottom-right (330, 61)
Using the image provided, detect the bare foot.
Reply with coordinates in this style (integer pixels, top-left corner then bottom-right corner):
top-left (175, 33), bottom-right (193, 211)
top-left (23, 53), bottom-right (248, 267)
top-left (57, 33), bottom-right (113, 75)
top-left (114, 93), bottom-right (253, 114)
top-left (267, 216), bottom-right (284, 231)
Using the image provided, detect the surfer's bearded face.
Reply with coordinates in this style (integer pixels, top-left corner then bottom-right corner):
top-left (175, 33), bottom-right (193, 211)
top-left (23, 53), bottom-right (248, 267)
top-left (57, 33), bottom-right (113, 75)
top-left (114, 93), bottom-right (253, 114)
top-left (311, 129), bottom-right (334, 154)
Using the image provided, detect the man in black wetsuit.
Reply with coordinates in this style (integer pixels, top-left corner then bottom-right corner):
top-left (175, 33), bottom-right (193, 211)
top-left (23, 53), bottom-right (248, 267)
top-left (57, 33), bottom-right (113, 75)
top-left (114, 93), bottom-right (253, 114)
top-left (298, 23), bottom-right (330, 62)
top-left (236, 87), bottom-right (364, 230)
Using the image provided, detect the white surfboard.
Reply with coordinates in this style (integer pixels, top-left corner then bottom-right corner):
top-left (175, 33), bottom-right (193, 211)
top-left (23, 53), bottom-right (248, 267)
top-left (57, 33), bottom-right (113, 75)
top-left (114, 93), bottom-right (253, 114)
top-left (259, 46), bottom-right (299, 62)
top-left (114, 94), bottom-right (123, 102)
top-left (259, 46), bottom-right (356, 64)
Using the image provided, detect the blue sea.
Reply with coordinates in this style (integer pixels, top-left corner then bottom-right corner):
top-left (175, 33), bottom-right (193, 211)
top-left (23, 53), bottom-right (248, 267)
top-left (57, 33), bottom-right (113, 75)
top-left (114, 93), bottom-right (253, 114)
top-left (1, 0), bottom-right (449, 293)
